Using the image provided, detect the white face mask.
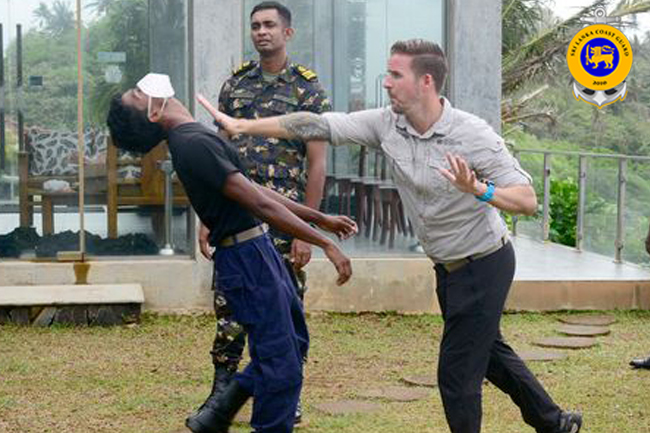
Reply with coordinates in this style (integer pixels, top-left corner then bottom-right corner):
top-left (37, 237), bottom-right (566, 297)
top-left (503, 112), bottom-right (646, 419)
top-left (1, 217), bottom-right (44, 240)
top-left (146, 95), bottom-right (169, 119)
top-left (137, 73), bottom-right (175, 118)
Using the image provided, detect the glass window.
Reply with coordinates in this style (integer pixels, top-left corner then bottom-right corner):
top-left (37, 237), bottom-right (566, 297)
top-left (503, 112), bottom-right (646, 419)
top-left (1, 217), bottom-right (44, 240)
top-left (241, 0), bottom-right (445, 257)
top-left (0, 0), bottom-right (191, 260)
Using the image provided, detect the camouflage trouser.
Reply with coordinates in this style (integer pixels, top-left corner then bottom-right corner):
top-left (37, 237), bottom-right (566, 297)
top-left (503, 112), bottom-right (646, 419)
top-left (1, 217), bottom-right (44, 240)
top-left (210, 253), bottom-right (307, 368)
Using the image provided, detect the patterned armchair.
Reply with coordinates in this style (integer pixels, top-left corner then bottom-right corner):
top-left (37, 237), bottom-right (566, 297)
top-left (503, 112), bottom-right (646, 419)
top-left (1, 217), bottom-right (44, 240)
top-left (18, 127), bottom-right (108, 233)
top-left (106, 137), bottom-right (189, 239)
top-left (18, 126), bottom-right (191, 239)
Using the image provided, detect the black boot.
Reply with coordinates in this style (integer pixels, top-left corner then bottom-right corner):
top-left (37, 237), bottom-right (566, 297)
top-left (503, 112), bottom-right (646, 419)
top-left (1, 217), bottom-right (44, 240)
top-left (185, 380), bottom-right (250, 433)
top-left (186, 366), bottom-right (235, 428)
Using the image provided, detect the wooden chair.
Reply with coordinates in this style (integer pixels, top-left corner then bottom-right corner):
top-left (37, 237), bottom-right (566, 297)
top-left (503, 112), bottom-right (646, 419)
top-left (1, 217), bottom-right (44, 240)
top-left (106, 137), bottom-right (189, 238)
top-left (18, 128), bottom-right (106, 234)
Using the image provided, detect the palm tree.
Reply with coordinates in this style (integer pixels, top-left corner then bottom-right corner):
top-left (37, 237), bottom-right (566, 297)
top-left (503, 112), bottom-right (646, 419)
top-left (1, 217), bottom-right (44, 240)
top-left (33, 0), bottom-right (75, 36)
top-left (501, 0), bottom-right (650, 131)
top-left (86, 0), bottom-right (114, 16)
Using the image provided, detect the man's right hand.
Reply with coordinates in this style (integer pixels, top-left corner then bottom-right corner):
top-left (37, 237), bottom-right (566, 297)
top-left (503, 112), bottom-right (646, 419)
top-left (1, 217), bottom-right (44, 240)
top-left (323, 242), bottom-right (352, 286)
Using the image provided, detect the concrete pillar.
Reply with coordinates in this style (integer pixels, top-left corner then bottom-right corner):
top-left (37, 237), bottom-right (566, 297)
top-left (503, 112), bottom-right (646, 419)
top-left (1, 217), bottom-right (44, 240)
top-left (446, 0), bottom-right (502, 132)
top-left (191, 0), bottom-right (243, 124)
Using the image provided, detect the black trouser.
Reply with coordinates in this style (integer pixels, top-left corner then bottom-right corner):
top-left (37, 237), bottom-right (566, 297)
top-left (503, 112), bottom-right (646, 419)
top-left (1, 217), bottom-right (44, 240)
top-left (434, 242), bottom-right (561, 433)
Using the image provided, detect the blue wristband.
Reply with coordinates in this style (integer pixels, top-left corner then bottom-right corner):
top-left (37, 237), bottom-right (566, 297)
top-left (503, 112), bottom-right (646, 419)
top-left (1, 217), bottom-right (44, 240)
top-left (476, 181), bottom-right (495, 202)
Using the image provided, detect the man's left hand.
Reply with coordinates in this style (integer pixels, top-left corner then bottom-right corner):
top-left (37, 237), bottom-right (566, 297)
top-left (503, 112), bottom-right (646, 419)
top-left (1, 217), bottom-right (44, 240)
top-left (317, 215), bottom-right (358, 240)
top-left (291, 239), bottom-right (312, 270)
top-left (438, 153), bottom-right (486, 196)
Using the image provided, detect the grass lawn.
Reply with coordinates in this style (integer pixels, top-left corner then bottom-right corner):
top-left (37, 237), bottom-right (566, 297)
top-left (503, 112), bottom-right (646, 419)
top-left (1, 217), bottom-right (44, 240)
top-left (1, 311), bottom-right (650, 433)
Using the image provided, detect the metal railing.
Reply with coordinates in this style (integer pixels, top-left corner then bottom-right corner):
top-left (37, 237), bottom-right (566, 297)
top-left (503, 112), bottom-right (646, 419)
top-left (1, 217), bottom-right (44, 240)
top-left (510, 146), bottom-right (650, 263)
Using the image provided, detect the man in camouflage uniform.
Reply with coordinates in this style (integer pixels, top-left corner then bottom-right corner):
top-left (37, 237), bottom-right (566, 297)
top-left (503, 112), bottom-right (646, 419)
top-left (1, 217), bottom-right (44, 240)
top-left (189, 1), bottom-right (330, 427)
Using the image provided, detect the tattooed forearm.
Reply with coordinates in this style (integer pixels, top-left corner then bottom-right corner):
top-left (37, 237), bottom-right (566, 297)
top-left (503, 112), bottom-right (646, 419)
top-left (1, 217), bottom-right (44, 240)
top-left (279, 112), bottom-right (331, 141)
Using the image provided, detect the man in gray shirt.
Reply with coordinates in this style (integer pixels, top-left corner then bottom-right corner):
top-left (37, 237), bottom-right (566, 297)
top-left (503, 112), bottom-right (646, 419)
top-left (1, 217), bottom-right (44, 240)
top-left (198, 39), bottom-right (582, 433)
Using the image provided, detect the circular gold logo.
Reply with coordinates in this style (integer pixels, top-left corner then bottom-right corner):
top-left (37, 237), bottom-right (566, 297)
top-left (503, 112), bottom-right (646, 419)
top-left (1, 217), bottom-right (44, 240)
top-left (566, 24), bottom-right (633, 91)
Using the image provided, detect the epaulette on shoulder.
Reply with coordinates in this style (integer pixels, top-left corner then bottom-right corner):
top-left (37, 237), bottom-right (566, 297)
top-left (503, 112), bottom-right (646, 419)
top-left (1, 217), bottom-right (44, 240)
top-left (293, 64), bottom-right (318, 81)
top-left (232, 61), bottom-right (257, 76)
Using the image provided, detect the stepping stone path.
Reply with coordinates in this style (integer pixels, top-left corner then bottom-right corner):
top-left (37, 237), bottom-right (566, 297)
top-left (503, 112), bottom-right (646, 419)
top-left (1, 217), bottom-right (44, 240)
top-left (556, 324), bottom-right (610, 337)
top-left (357, 386), bottom-right (430, 402)
top-left (401, 374), bottom-right (437, 388)
top-left (528, 314), bottom-right (616, 357)
top-left (533, 336), bottom-right (598, 349)
top-left (315, 400), bottom-right (382, 415)
top-left (314, 315), bottom-right (619, 422)
top-left (518, 349), bottom-right (568, 362)
top-left (558, 315), bottom-right (617, 327)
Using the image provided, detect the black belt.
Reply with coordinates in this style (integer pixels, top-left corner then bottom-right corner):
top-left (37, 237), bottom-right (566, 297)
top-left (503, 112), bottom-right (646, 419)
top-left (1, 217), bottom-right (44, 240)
top-left (435, 236), bottom-right (509, 273)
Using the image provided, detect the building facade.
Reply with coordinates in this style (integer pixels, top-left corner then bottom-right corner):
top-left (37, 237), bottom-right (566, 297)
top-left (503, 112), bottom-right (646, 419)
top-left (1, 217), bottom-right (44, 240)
top-left (0, 0), bottom-right (502, 312)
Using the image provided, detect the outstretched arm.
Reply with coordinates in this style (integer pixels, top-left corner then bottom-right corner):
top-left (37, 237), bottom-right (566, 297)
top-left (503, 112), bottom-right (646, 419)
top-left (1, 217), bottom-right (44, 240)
top-left (197, 93), bottom-right (332, 142)
top-left (223, 172), bottom-right (352, 285)
top-left (255, 183), bottom-right (357, 240)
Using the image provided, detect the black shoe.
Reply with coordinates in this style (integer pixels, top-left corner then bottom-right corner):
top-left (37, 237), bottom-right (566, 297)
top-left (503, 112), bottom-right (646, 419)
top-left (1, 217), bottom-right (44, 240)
top-left (556, 411), bottom-right (582, 433)
top-left (630, 355), bottom-right (650, 369)
top-left (185, 380), bottom-right (250, 433)
top-left (294, 400), bottom-right (303, 425)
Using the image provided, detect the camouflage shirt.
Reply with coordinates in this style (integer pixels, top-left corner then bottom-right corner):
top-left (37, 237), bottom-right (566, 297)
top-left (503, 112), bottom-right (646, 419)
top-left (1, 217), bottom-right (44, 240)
top-left (218, 60), bottom-right (331, 253)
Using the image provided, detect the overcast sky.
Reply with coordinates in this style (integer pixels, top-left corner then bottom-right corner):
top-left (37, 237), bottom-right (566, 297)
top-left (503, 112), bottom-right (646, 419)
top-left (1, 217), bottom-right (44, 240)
top-left (1, 0), bottom-right (649, 50)
top-left (553, 0), bottom-right (650, 38)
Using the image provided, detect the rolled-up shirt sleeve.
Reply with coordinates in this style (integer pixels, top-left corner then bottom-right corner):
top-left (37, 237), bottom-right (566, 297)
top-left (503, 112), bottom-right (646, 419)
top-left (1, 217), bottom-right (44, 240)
top-left (323, 108), bottom-right (387, 149)
top-left (472, 135), bottom-right (532, 186)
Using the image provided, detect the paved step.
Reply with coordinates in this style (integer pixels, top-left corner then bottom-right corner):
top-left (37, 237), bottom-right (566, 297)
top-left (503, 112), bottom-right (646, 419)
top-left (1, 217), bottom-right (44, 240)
top-left (0, 284), bottom-right (144, 306)
top-left (0, 284), bottom-right (144, 326)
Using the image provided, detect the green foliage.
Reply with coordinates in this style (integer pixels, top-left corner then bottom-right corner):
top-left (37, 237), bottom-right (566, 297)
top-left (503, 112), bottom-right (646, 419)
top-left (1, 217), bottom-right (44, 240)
top-left (2, 0), bottom-right (150, 129)
top-left (84, 0), bottom-right (150, 125)
top-left (549, 178), bottom-right (578, 246)
top-left (33, 1), bottom-right (75, 36)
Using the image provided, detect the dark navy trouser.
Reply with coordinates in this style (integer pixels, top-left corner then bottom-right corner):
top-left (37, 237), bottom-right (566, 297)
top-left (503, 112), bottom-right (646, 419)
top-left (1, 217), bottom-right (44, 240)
top-left (213, 233), bottom-right (309, 433)
top-left (435, 242), bottom-right (561, 433)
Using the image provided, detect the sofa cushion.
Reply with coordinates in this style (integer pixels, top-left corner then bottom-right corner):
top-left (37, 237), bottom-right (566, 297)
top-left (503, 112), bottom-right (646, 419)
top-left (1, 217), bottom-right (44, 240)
top-left (27, 128), bottom-right (108, 176)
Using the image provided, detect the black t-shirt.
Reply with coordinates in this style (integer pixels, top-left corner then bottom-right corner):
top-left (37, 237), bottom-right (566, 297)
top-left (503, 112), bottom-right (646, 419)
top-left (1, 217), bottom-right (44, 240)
top-left (168, 122), bottom-right (260, 245)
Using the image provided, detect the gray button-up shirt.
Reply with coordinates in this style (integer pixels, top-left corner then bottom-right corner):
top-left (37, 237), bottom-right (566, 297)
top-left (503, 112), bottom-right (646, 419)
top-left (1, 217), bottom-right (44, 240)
top-left (323, 98), bottom-right (532, 262)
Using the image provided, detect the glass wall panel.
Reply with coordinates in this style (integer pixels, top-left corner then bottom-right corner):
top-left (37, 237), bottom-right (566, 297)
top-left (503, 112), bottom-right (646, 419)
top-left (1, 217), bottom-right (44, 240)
top-left (622, 159), bottom-right (650, 266)
top-left (0, 0), bottom-right (81, 259)
top-left (80, 0), bottom-right (191, 257)
top-left (0, 0), bottom-right (191, 261)
top-left (580, 157), bottom-right (650, 265)
top-left (509, 148), bottom-right (650, 266)
top-left (243, 0), bottom-right (445, 257)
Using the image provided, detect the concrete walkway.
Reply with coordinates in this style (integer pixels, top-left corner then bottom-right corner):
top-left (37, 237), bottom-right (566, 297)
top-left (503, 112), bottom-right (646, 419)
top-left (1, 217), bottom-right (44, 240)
top-left (306, 235), bottom-right (650, 313)
top-left (511, 236), bottom-right (650, 281)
